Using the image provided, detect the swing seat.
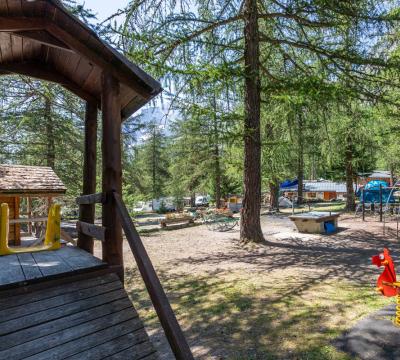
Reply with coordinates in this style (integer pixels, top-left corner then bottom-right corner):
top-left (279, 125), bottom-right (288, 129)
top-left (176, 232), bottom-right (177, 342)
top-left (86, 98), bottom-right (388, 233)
top-left (0, 203), bottom-right (61, 256)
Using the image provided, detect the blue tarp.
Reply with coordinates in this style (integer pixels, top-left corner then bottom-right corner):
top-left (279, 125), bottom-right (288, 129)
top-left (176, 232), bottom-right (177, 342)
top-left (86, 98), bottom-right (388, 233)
top-left (364, 180), bottom-right (388, 190)
top-left (280, 179), bottom-right (298, 189)
top-left (356, 180), bottom-right (395, 204)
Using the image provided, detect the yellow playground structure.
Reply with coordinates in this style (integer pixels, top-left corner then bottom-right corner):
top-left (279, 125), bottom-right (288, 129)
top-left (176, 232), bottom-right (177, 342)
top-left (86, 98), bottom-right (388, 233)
top-left (0, 203), bottom-right (61, 255)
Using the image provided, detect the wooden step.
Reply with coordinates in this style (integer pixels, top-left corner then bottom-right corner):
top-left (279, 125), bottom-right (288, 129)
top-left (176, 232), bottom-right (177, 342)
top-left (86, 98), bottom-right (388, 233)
top-left (0, 272), bottom-right (157, 359)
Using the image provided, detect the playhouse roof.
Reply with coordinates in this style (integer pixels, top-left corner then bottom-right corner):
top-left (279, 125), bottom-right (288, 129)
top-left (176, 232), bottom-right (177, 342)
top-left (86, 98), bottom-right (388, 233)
top-left (0, 0), bottom-right (162, 120)
top-left (0, 164), bottom-right (66, 196)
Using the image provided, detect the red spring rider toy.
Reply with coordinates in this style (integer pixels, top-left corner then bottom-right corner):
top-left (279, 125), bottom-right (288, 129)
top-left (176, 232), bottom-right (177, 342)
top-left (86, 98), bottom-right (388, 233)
top-left (372, 248), bottom-right (400, 326)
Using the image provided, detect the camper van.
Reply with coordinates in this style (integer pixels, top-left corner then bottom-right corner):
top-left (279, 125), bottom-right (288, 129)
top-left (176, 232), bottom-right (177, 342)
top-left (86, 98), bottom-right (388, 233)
top-left (133, 198), bottom-right (176, 213)
top-left (195, 195), bottom-right (209, 207)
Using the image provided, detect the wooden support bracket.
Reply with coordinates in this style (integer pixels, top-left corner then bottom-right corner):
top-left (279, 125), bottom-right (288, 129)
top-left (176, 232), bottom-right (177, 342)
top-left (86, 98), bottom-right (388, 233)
top-left (76, 192), bottom-right (105, 205)
top-left (76, 221), bottom-right (105, 242)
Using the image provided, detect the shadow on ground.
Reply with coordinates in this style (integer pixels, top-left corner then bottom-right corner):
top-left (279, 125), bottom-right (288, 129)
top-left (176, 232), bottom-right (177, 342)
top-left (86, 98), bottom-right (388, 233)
top-left (124, 217), bottom-right (399, 359)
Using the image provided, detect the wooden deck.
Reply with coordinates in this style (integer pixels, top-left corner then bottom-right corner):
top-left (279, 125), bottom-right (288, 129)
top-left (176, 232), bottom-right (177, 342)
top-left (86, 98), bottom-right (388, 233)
top-left (0, 272), bottom-right (157, 359)
top-left (0, 246), bottom-right (106, 288)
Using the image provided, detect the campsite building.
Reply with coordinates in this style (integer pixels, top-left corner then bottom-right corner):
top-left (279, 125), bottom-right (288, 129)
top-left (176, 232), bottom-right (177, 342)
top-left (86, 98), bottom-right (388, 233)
top-left (282, 180), bottom-right (347, 201)
top-left (357, 170), bottom-right (393, 187)
top-left (0, 164), bottom-right (66, 245)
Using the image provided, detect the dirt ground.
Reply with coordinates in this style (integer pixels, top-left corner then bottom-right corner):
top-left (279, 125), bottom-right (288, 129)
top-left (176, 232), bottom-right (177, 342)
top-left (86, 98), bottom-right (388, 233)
top-left (104, 213), bottom-right (400, 359)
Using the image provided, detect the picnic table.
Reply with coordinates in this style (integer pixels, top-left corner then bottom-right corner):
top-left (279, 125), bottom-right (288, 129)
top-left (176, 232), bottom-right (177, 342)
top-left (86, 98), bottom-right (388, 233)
top-left (289, 211), bottom-right (339, 234)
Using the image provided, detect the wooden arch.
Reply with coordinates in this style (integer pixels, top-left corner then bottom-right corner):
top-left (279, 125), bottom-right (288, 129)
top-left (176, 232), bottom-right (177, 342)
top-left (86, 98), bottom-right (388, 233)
top-left (0, 0), bottom-right (162, 269)
top-left (0, 0), bottom-right (162, 118)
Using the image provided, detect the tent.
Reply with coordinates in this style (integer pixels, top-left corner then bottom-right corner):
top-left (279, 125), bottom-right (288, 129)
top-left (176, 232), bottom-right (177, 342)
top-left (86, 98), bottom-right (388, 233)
top-left (356, 180), bottom-right (395, 204)
top-left (280, 179), bottom-right (298, 189)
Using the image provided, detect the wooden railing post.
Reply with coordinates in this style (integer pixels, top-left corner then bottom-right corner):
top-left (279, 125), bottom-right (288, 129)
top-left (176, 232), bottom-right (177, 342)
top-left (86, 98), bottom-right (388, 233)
top-left (78, 101), bottom-right (98, 254)
top-left (101, 72), bottom-right (123, 279)
top-left (113, 192), bottom-right (194, 360)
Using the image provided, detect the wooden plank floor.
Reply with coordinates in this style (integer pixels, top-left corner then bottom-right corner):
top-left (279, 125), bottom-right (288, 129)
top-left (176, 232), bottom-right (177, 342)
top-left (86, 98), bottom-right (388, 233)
top-left (0, 246), bottom-right (106, 288)
top-left (0, 273), bottom-right (157, 359)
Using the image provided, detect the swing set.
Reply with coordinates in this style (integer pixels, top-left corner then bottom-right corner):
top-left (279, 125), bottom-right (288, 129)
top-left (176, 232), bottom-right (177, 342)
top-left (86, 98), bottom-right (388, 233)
top-left (0, 203), bottom-right (61, 255)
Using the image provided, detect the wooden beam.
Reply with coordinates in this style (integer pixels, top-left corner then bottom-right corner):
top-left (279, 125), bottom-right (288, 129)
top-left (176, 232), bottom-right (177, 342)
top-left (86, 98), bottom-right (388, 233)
top-left (76, 192), bottom-right (104, 205)
top-left (0, 18), bottom-right (47, 31)
top-left (27, 197), bottom-right (32, 235)
top-left (11, 30), bottom-right (72, 51)
top-left (113, 192), bottom-right (194, 360)
top-left (77, 102), bottom-right (98, 254)
top-left (76, 221), bottom-right (105, 242)
top-left (14, 197), bottom-right (20, 246)
top-left (0, 62), bottom-right (98, 104)
top-left (47, 23), bottom-right (152, 99)
top-left (9, 217), bottom-right (47, 224)
top-left (60, 229), bottom-right (77, 246)
top-left (101, 72), bottom-right (123, 276)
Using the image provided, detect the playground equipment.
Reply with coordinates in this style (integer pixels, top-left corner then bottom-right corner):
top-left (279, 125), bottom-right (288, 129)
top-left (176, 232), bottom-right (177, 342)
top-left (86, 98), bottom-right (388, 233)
top-left (199, 210), bottom-right (238, 232)
top-left (372, 248), bottom-right (400, 326)
top-left (0, 203), bottom-right (61, 255)
top-left (382, 180), bottom-right (400, 239)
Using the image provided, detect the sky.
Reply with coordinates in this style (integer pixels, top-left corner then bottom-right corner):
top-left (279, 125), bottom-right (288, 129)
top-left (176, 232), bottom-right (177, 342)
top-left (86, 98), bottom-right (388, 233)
top-left (76, 0), bottom-right (175, 125)
top-left (76, 0), bottom-right (128, 22)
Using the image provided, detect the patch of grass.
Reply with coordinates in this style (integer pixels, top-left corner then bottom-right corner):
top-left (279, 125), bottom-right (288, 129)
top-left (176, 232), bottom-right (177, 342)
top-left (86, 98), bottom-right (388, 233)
top-left (279, 202), bottom-right (347, 215)
top-left (312, 203), bottom-right (347, 212)
top-left (125, 269), bottom-right (392, 359)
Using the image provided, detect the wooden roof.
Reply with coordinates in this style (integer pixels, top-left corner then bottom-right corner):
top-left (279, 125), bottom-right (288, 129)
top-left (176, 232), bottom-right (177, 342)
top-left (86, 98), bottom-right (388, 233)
top-left (0, 164), bottom-right (66, 195)
top-left (0, 0), bottom-right (162, 120)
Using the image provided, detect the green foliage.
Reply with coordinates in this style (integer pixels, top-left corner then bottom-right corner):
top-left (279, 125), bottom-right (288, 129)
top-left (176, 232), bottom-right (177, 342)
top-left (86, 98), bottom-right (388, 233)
top-left (1, 0), bottom-right (400, 214)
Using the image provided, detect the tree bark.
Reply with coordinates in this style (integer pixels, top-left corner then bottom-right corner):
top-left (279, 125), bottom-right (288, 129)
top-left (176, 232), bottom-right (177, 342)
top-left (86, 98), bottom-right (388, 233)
top-left (345, 134), bottom-right (355, 211)
top-left (45, 96), bottom-right (55, 169)
top-left (214, 143), bottom-right (222, 208)
top-left (269, 180), bottom-right (279, 210)
top-left (240, 0), bottom-right (264, 243)
top-left (212, 94), bottom-right (222, 209)
top-left (297, 112), bottom-right (304, 205)
top-left (152, 125), bottom-right (157, 200)
top-left (190, 192), bottom-right (196, 207)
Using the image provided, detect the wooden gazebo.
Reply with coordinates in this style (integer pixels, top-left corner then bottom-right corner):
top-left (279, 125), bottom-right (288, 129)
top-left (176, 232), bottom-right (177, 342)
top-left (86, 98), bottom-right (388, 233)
top-left (0, 1), bottom-right (193, 358)
top-left (0, 164), bottom-right (66, 245)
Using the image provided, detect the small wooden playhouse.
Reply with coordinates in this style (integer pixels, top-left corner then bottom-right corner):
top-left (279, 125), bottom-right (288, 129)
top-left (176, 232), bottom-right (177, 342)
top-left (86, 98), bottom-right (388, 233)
top-left (0, 0), bottom-right (192, 358)
top-left (0, 164), bottom-right (66, 245)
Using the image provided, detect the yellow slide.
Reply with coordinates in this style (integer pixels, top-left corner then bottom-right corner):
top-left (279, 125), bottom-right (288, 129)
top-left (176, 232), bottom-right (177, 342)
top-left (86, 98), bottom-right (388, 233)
top-left (0, 203), bottom-right (61, 256)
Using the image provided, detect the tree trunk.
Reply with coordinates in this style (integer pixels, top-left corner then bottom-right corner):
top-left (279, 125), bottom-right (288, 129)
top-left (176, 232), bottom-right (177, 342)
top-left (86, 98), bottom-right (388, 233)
top-left (45, 97), bottom-right (55, 169)
top-left (345, 134), bottom-right (355, 211)
top-left (240, 0), bottom-right (264, 243)
top-left (190, 192), bottom-right (196, 207)
top-left (269, 180), bottom-right (279, 210)
top-left (297, 112), bottom-right (304, 205)
top-left (212, 95), bottom-right (222, 209)
top-left (152, 125), bottom-right (157, 200)
top-left (214, 143), bottom-right (222, 208)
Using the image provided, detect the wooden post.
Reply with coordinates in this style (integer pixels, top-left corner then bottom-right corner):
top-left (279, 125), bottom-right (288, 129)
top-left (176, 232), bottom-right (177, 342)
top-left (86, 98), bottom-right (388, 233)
top-left (77, 101), bottom-right (98, 253)
top-left (27, 197), bottom-right (32, 235)
top-left (379, 184), bottom-right (383, 222)
top-left (14, 196), bottom-right (20, 245)
top-left (362, 189), bottom-right (365, 221)
top-left (101, 72), bottom-right (123, 278)
top-left (47, 197), bottom-right (52, 212)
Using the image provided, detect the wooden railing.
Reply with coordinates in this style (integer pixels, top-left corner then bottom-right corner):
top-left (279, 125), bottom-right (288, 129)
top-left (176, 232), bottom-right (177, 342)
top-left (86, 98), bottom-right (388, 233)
top-left (76, 221), bottom-right (105, 242)
top-left (75, 191), bottom-right (193, 359)
top-left (113, 192), bottom-right (194, 360)
top-left (76, 192), bottom-right (105, 205)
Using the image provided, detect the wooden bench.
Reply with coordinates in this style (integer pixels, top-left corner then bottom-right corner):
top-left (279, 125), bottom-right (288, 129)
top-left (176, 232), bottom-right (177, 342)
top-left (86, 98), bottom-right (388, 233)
top-left (160, 216), bottom-right (194, 228)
